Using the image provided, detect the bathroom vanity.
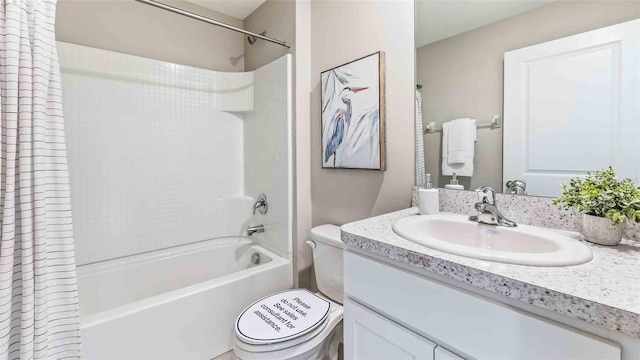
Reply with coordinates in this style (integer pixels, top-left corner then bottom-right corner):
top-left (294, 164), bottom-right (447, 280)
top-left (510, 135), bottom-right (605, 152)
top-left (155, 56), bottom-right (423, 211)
top-left (341, 208), bottom-right (640, 360)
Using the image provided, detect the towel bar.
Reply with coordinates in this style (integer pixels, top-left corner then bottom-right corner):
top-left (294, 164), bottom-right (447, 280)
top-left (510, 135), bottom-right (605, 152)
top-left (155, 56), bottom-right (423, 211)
top-left (424, 115), bottom-right (501, 134)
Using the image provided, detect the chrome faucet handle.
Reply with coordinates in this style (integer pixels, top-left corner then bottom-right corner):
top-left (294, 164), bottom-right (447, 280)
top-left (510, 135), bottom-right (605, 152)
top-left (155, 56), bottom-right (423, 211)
top-left (469, 186), bottom-right (517, 228)
top-left (475, 186), bottom-right (496, 205)
top-left (253, 193), bottom-right (268, 215)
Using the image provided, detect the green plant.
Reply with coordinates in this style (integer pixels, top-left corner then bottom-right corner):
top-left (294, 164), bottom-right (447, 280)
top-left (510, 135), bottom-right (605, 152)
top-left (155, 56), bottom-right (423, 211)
top-left (553, 167), bottom-right (640, 227)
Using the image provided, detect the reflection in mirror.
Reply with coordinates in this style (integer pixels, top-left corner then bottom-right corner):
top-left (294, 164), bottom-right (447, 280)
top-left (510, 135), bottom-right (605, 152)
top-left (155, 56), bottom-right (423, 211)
top-left (415, 0), bottom-right (640, 197)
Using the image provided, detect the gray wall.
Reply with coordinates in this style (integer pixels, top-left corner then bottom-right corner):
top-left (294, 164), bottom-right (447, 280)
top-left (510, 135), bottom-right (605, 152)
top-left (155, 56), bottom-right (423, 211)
top-left (56, 0), bottom-right (245, 71)
top-left (311, 0), bottom-right (415, 227)
top-left (417, 1), bottom-right (640, 191)
top-left (243, 0), bottom-right (295, 71)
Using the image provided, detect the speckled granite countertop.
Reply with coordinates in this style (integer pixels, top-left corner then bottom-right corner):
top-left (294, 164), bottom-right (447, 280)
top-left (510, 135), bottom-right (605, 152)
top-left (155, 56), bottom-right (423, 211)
top-left (341, 208), bottom-right (640, 339)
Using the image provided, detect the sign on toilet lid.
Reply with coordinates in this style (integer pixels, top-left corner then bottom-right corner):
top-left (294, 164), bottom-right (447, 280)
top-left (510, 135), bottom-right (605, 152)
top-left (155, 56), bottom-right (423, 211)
top-left (235, 289), bottom-right (331, 344)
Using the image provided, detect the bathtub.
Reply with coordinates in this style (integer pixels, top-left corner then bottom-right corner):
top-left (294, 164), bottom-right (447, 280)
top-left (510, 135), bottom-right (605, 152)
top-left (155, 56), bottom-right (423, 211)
top-left (77, 237), bottom-right (292, 359)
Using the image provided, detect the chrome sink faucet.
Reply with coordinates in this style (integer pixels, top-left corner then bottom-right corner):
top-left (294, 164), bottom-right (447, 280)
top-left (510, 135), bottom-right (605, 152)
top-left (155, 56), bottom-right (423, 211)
top-left (468, 186), bottom-right (517, 227)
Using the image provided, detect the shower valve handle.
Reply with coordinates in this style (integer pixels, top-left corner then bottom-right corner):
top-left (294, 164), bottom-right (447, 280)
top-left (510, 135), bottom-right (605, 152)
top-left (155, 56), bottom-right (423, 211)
top-left (253, 193), bottom-right (268, 215)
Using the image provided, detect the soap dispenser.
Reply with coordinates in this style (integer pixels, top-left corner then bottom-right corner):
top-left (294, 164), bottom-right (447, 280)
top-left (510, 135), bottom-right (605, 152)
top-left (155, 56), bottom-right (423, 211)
top-left (418, 174), bottom-right (439, 215)
top-left (445, 171), bottom-right (464, 190)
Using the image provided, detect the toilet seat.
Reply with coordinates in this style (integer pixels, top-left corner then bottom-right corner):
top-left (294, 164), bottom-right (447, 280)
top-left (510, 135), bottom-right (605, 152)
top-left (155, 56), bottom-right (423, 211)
top-left (235, 289), bottom-right (331, 346)
top-left (234, 297), bottom-right (343, 360)
top-left (236, 313), bottom-right (330, 353)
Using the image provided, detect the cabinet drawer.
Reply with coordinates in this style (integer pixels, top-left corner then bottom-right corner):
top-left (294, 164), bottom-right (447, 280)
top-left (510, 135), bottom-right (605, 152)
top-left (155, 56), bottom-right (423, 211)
top-left (344, 252), bottom-right (620, 360)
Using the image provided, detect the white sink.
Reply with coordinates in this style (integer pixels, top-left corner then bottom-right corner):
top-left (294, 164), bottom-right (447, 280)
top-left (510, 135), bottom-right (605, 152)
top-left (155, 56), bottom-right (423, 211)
top-left (392, 213), bottom-right (593, 266)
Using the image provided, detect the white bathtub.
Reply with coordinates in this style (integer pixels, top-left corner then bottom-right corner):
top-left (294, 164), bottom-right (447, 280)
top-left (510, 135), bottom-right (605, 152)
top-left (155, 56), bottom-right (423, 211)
top-left (77, 237), bottom-right (292, 359)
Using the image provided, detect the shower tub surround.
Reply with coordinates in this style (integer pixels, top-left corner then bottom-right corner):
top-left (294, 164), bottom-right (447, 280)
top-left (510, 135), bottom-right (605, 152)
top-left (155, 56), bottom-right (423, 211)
top-left (59, 41), bottom-right (252, 265)
top-left (58, 43), bottom-right (293, 358)
top-left (59, 42), bottom-right (293, 265)
top-left (341, 207), bottom-right (640, 340)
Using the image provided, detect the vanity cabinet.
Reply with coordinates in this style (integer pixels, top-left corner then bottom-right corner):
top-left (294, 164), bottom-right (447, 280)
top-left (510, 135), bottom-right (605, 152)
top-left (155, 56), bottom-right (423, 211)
top-left (343, 252), bottom-right (621, 360)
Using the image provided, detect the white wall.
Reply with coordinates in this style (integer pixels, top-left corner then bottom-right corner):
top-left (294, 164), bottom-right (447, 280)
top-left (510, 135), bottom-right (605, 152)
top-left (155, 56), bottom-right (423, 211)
top-left (310, 0), bottom-right (415, 227)
top-left (244, 55), bottom-right (293, 256)
top-left (59, 43), bottom-right (254, 265)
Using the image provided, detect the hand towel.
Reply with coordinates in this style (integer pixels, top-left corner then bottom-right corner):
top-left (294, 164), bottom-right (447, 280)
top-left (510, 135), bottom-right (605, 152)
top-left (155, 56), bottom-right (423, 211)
top-left (447, 118), bottom-right (475, 164)
top-left (442, 118), bottom-right (476, 176)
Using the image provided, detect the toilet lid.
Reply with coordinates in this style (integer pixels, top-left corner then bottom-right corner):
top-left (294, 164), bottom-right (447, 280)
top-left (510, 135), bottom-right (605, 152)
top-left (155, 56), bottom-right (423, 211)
top-left (235, 289), bottom-right (331, 345)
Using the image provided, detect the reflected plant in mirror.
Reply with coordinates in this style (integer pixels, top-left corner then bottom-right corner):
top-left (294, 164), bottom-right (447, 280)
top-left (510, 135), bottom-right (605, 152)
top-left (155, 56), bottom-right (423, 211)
top-left (415, 0), bottom-right (640, 197)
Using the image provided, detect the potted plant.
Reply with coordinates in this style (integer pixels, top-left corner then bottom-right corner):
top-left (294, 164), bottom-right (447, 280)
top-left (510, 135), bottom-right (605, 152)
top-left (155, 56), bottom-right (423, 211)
top-left (553, 167), bottom-right (640, 245)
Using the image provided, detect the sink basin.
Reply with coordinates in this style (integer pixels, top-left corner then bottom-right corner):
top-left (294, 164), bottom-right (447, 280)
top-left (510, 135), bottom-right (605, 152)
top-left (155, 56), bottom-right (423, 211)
top-left (392, 213), bottom-right (593, 266)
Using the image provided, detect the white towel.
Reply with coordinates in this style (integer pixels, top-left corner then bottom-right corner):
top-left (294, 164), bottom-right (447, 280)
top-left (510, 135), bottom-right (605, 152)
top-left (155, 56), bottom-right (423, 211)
top-left (442, 118), bottom-right (476, 176)
top-left (447, 118), bottom-right (474, 164)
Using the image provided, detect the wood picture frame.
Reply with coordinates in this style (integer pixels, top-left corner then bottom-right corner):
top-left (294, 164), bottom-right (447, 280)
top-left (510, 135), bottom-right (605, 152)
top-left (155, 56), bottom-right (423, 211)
top-left (320, 51), bottom-right (386, 171)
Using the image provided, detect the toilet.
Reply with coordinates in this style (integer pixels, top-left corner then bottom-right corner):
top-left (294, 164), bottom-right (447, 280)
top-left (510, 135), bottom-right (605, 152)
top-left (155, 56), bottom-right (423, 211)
top-left (233, 225), bottom-right (344, 360)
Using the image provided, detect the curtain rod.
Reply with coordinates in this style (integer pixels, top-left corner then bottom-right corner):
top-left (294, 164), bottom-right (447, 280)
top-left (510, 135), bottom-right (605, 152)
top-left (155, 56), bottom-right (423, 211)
top-left (133, 0), bottom-right (291, 49)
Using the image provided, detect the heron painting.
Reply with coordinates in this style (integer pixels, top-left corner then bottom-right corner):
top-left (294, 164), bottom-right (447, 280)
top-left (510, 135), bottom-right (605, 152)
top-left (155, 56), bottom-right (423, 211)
top-left (321, 52), bottom-right (386, 170)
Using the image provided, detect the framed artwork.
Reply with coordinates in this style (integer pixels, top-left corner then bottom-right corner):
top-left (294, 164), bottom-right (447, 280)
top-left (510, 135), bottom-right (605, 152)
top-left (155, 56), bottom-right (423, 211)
top-left (321, 51), bottom-right (386, 170)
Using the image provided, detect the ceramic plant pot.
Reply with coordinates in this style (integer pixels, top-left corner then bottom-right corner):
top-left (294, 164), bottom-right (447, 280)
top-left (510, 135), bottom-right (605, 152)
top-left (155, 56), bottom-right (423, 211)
top-left (582, 214), bottom-right (623, 246)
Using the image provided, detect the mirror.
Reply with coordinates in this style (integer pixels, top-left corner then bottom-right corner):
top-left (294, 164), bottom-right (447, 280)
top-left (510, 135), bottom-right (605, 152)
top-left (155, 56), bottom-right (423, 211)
top-left (415, 0), bottom-right (640, 197)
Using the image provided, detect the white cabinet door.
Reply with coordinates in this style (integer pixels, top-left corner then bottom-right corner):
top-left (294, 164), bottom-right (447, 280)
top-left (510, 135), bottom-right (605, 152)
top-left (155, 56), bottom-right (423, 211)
top-left (503, 19), bottom-right (639, 197)
top-left (344, 298), bottom-right (436, 360)
top-left (434, 347), bottom-right (464, 360)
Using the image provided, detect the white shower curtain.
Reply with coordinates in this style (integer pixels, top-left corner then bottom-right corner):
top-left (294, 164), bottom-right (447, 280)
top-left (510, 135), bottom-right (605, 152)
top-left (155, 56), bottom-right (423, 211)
top-left (415, 90), bottom-right (426, 186)
top-left (0, 1), bottom-right (81, 358)
top-left (412, 90), bottom-right (426, 207)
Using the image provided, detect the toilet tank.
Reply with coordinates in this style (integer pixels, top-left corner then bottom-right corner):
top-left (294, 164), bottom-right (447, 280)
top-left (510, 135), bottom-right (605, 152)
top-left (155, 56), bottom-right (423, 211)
top-left (309, 225), bottom-right (343, 304)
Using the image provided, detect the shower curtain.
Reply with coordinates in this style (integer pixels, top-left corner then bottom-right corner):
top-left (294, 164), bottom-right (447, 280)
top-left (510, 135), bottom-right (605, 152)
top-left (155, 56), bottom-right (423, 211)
top-left (0, 1), bottom-right (81, 358)
top-left (412, 90), bottom-right (426, 207)
top-left (415, 90), bottom-right (426, 186)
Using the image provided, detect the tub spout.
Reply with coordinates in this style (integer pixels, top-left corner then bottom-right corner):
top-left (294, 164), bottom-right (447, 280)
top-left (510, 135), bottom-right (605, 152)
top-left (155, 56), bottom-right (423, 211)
top-left (247, 224), bottom-right (264, 236)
